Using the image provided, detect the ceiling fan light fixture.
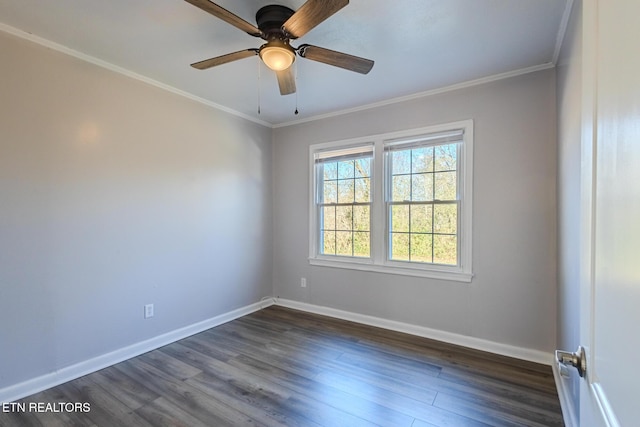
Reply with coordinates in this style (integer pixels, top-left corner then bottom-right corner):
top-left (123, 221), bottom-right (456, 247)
top-left (185, 0), bottom-right (374, 97)
top-left (259, 42), bottom-right (295, 71)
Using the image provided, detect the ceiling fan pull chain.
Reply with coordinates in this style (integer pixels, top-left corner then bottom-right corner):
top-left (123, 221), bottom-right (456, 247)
top-left (294, 61), bottom-right (299, 115)
top-left (257, 59), bottom-right (261, 115)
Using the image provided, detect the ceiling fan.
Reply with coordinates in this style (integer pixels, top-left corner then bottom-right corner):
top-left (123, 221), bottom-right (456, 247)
top-left (184, 0), bottom-right (374, 95)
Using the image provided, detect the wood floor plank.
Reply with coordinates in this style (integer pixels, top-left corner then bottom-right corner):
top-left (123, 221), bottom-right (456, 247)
top-left (262, 306), bottom-right (552, 375)
top-left (411, 418), bottom-right (446, 427)
top-left (434, 391), bottom-right (563, 427)
top-left (186, 372), bottom-right (313, 427)
top-left (336, 349), bottom-right (442, 382)
top-left (1, 306), bottom-right (564, 427)
top-left (137, 348), bottom-right (202, 381)
top-left (158, 342), bottom-right (237, 378)
top-left (230, 317), bottom-right (346, 361)
top-left (56, 375), bottom-right (154, 427)
top-left (314, 364), bottom-right (437, 405)
top-left (113, 358), bottom-right (246, 427)
top-left (254, 308), bottom-right (549, 397)
top-left (312, 369), bottom-right (439, 419)
top-left (226, 353), bottom-right (416, 427)
top-left (29, 387), bottom-right (94, 427)
top-left (89, 366), bottom-right (160, 411)
top-left (0, 409), bottom-right (42, 427)
top-left (200, 330), bottom-right (327, 380)
top-left (178, 332), bottom-right (238, 362)
top-left (437, 366), bottom-right (562, 411)
top-left (134, 396), bottom-right (225, 427)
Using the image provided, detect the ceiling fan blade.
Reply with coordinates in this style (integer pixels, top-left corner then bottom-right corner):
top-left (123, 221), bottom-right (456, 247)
top-left (191, 49), bottom-right (258, 70)
top-left (184, 0), bottom-right (262, 37)
top-left (276, 68), bottom-right (296, 95)
top-left (283, 0), bottom-right (348, 39)
top-left (298, 44), bottom-right (374, 74)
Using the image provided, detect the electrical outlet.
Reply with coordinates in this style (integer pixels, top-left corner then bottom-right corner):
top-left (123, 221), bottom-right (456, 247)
top-left (301, 277), bottom-right (307, 288)
top-left (144, 304), bottom-right (154, 319)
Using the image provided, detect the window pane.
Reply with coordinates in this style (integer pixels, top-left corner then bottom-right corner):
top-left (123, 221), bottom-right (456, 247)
top-left (434, 172), bottom-right (456, 200)
top-left (335, 206), bottom-right (353, 230)
top-left (435, 144), bottom-right (457, 172)
top-left (411, 173), bottom-right (433, 201)
top-left (323, 180), bottom-right (337, 204)
top-left (434, 204), bottom-right (457, 234)
top-left (355, 158), bottom-right (371, 178)
top-left (322, 206), bottom-right (336, 230)
top-left (337, 179), bottom-right (355, 203)
top-left (392, 175), bottom-right (411, 201)
top-left (433, 235), bottom-right (457, 265)
top-left (322, 231), bottom-right (336, 255)
top-left (336, 231), bottom-right (353, 256)
top-left (391, 205), bottom-right (409, 232)
top-left (412, 147), bottom-right (434, 173)
top-left (355, 178), bottom-right (370, 203)
top-left (392, 150), bottom-right (411, 175)
top-left (390, 233), bottom-right (410, 261)
top-left (410, 204), bottom-right (433, 233)
top-left (338, 161), bottom-right (354, 179)
top-left (323, 162), bottom-right (338, 180)
top-left (353, 232), bottom-right (370, 257)
top-left (411, 234), bottom-right (433, 263)
top-left (353, 205), bottom-right (370, 231)
top-left (317, 156), bottom-right (371, 259)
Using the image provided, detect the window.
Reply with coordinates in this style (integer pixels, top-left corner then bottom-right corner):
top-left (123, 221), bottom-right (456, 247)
top-left (386, 131), bottom-right (462, 266)
top-left (315, 145), bottom-right (373, 257)
top-left (309, 120), bottom-right (473, 282)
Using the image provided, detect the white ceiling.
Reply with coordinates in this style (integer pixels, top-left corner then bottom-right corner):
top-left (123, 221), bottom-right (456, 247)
top-left (0, 0), bottom-right (569, 126)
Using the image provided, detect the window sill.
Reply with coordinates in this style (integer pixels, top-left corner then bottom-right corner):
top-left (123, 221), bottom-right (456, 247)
top-left (308, 257), bottom-right (473, 282)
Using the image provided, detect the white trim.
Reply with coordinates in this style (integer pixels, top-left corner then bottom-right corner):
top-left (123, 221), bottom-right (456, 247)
top-left (309, 257), bottom-right (473, 282)
top-left (552, 362), bottom-right (579, 427)
top-left (0, 22), bottom-right (557, 129)
top-left (552, 0), bottom-right (576, 65)
top-left (274, 298), bottom-right (551, 365)
top-left (592, 382), bottom-right (622, 427)
top-left (274, 63), bottom-right (554, 128)
top-left (0, 298), bottom-right (275, 403)
top-left (0, 22), bottom-right (271, 128)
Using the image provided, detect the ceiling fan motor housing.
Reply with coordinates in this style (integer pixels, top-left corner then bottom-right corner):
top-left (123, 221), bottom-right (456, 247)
top-left (256, 5), bottom-right (295, 39)
top-left (256, 4), bottom-right (297, 71)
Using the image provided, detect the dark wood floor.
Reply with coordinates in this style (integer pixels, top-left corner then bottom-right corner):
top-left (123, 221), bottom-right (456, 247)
top-left (1, 306), bottom-right (564, 427)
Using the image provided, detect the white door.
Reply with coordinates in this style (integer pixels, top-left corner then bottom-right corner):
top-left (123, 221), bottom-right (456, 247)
top-left (577, 0), bottom-right (640, 425)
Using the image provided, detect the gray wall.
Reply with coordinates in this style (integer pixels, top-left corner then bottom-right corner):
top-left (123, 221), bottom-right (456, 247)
top-left (1, 21), bottom-right (562, 394)
top-left (0, 32), bottom-right (273, 389)
top-left (556, 0), bottom-right (582, 419)
top-left (273, 69), bottom-right (558, 353)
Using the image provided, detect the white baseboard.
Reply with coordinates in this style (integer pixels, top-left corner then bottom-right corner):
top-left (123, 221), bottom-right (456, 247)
top-left (552, 362), bottom-right (579, 427)
top-left (274, 298), bottom-right (553, 366)
top-left (1, 296), bottom-right (555, 404)
top-left (0, 298), bottom-right (275, 403)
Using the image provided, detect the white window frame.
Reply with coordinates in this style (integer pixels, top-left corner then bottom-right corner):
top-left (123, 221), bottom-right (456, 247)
top-left (309, 120), bottom-right (474, 282)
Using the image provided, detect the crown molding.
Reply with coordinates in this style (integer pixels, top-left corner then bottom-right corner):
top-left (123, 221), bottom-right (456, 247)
top-left (552, 0), bottom-right (576, 65)
top-left (0, 22), bottom-right (272, 128)
top-left (1, 18), bottom-right (562, 131)
top-left (273, 62), bottom-right (555, 128)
